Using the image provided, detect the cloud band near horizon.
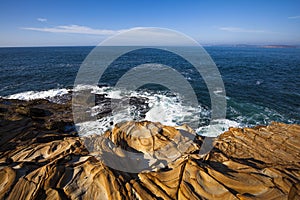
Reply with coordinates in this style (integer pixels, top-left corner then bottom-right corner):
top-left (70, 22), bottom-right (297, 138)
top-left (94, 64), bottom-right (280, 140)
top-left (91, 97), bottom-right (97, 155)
top-left (219, 27), bottom-right (266, 33)
top-left (21, 25), bottom-right (123, 35)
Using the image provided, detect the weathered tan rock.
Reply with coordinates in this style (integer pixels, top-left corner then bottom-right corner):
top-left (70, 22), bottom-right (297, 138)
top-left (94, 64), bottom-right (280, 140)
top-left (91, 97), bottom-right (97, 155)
top-left (0, 98), bottom-right (300, 199)
top-left (82, 121), bottom-right (199, 172)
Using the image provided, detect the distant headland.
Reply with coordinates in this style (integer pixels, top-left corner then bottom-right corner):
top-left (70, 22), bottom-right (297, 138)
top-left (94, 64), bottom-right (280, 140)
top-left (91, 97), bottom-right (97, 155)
top-left (205, 44), bottom-right (299, 48)
top-left (261, 45), bottom-right (298, 48)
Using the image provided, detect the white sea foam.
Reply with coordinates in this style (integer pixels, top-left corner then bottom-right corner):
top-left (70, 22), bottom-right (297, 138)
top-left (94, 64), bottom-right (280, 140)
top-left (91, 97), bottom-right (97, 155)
top-left (75, 85), bottom-right (205, 136)
top-left (72, 85), bottom-right (205, 136)
top-left (196, 119), bottom-right (240, 137)
top-left (5, 88), bottom-right (70, 101)
top-left (5, 85), bottom-right (240, 137)
top-left (144, 94), bottom-right (201, 127)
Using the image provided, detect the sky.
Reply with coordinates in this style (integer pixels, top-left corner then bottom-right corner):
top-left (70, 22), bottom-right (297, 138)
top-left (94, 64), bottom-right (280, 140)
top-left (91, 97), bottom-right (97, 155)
top-left (0, 0), bottom-right (300, 47)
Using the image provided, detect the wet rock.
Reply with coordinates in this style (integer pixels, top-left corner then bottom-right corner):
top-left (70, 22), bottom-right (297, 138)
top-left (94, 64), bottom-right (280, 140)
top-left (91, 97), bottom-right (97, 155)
top-left (29, 107), bottom-right (53, 118)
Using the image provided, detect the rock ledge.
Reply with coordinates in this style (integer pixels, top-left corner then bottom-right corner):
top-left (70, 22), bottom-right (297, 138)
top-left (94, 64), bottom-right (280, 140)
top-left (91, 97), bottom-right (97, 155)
top-left (0, 99), bottom-right (299, 199)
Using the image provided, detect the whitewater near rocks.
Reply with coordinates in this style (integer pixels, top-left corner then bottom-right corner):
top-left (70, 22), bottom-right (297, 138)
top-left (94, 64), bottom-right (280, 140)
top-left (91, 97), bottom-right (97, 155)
top-left (4, 86), bottom-right (241, 137)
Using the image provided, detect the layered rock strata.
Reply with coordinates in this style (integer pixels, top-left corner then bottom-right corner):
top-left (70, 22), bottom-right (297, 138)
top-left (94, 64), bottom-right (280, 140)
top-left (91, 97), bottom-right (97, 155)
top-left (0, 98), bottom-right (299, 199)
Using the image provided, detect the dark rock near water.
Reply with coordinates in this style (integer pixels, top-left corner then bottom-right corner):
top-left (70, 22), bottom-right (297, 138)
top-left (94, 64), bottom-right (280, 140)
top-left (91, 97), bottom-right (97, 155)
top-left (29, 107), bottom-right (53, 118)
top-left (71, 90), bottom-right (150, 122)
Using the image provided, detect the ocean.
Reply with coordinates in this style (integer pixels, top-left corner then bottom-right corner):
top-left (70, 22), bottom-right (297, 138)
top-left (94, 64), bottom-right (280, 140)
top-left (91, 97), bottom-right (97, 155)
top-left (0, 46), bottom-right (299, 136)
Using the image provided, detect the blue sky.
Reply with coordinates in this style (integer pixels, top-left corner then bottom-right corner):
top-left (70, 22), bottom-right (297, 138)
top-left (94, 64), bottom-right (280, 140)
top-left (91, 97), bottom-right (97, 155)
top-left (0, 0), bottom-right (300, 46)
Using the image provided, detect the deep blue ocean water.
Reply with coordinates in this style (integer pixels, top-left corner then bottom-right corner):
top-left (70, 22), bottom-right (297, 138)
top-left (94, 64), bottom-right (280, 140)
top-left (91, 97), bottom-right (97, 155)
top-left (0, 46), bottom-right (299, 129)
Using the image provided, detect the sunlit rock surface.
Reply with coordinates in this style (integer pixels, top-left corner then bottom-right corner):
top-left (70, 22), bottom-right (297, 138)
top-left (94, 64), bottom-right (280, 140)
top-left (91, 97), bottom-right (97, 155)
top-left (0, 98), bottom-right (299, 200)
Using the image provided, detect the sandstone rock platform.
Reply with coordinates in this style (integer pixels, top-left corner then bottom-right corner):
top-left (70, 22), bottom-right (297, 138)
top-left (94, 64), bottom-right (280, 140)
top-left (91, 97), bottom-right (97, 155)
top-left (0, 98), bottom-right (299, 199)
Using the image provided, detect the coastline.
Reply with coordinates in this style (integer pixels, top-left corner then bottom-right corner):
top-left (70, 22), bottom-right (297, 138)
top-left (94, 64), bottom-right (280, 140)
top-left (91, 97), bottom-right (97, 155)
top-left (0, 98), bottom-right (299, 199)
top-left (1, 0), bottom-right (300, 199)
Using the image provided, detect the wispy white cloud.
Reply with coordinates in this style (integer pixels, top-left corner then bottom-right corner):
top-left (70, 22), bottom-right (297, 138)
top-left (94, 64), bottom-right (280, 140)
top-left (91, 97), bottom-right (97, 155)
top-left (288, 15), bottom-right (300, 19)
top-left (37, 18), bottom-right (47, 22)
top-left (21, 24), bottom-right (124, 35)
top-left (219, 27), bottom-right (266, 33)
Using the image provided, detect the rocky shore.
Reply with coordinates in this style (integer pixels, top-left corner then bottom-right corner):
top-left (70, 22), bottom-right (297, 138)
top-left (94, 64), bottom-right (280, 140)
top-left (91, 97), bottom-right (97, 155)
top-left (0, 98), bottom-right (299, 200)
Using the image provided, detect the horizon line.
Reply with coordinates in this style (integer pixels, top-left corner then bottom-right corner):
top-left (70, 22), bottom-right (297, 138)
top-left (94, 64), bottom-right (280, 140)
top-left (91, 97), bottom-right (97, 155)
top-left (0, 43), bottom-right (299, 48)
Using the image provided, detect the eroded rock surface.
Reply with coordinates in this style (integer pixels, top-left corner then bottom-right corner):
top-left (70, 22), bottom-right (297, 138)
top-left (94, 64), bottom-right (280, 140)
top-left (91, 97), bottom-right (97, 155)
top-left (0, 98), bottom-right (299, 200)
